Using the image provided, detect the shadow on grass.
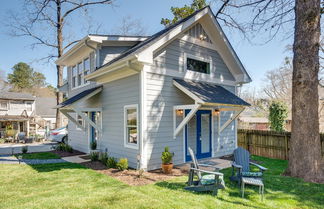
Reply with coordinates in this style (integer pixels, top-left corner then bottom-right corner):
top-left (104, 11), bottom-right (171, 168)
top-left (27, 162), bottom-right (88, 173)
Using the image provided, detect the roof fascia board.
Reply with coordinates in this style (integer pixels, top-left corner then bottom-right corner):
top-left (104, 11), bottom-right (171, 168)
top-left (136, 7), bottom-right (209, 64)
top-left (56, 36), bottom-right (90, 65)
top-left (85, 55), bottom-right (137, 80)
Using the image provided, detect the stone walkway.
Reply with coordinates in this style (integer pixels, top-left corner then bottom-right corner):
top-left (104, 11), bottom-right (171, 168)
top-left (0, 155), bottom-right (66, 165)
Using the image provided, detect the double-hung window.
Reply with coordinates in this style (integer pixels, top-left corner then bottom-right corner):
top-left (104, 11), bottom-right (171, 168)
top-left (77, 62), bottom-right (83, 86)
top-left (72, 65), bottom-right (77, 88)
top-left (0, 101), bottom-right (8, 110)
top-left (83, 58), bottom-right (90, 84)
top-left (124, 105), bottom-right (138, 148)
top-left (186, 57), bottom-right (210, 74)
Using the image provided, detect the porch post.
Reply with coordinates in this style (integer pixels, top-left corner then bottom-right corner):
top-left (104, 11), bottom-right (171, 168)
top-left (26, 120), bottom-right (30, 137)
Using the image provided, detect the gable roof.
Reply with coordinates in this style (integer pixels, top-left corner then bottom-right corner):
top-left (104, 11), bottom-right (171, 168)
top-left (96, 7), bottom-right (207, 71)
top-left (88, 6), bottom-right (251, 83)
top-left (0, 92), bottom-right (35, 100)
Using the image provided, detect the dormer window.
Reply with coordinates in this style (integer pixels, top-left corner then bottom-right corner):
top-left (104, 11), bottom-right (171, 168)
top-left (71, 56), bottom-right (91, 89)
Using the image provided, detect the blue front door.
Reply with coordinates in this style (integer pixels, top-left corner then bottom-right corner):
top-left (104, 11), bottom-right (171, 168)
top-left (185, 110), bottom-right (212, 161)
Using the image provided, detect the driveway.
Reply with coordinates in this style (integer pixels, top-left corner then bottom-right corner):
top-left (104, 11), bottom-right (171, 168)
top-left (0, 141), bottom-right (58, 155)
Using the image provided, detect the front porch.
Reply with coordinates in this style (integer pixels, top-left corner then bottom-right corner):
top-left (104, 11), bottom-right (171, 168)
top-left (172, 79), bottom-right (250, 163)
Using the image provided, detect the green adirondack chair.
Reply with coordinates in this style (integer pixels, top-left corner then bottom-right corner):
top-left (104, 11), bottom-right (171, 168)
top-left (184, 147), bottom-right (225, 196)
top-left (230, 147), bottom-right (267, 184)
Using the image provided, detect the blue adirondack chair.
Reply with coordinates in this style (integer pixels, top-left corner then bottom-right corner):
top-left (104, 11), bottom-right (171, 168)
top-left (184, 147), bottom-right (225, 196)
top-left (230, 147), bottom-right (267, 184)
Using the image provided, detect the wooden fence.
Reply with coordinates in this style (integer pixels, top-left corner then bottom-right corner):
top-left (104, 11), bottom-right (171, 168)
top-left (237, 129), bottom-right (324, 160)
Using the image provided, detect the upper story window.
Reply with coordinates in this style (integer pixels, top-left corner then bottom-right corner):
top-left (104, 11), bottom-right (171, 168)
top-left (71, 56), bottom-right (90, 89)
top-left (186, 57), bottom-right (210, 74)
top-left (72, 65), bottom-right (77, 88)
top-left (0, 101), bottom-right (8, 110)
top-left (84, 58), bottom-right (90, 84)
top-left (10, 101), bottom-right (24, 110)
top-left (26, 102), bottom-right (33, 111)
top-left (77, 62), bottom-right (83, 86)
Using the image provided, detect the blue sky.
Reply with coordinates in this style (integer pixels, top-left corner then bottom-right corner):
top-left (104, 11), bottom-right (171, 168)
top-left (0, 0), bottom-right (291, 92)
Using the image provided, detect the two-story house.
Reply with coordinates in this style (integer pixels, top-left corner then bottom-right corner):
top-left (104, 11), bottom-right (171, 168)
top-left (56, 7), bottom-right (251, 170)
top-left (0, 92), bottom-right (35, 138)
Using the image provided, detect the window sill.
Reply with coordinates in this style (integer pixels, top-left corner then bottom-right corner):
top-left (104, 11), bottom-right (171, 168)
top-left (124, 143), bottom-right (138, 150)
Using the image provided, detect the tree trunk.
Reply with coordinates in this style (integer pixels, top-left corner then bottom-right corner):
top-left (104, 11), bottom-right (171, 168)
top-left (288, 0), bottom-right (323, 182)
top-left (55, 0), bottom-right (63, 128)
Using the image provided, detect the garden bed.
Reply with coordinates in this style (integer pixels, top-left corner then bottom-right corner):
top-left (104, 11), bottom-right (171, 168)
top-left (81, 161), bottom-right (186, 186)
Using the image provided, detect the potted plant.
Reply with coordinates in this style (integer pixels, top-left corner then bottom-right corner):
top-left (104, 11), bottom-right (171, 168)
top-left (90, 141), bottom-right (97, 150)
top-left (161, 146), bottom-right (173, 174)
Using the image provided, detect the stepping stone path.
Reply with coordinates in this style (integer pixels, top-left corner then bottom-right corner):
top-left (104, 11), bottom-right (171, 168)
top-left (0, 155), bottom-right (67, 165)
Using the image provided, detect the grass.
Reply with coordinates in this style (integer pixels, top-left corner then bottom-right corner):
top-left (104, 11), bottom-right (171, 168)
top-left (14, 152), bottom-right (61, 160)
top-left (0, 156), bottom-right (323, 209)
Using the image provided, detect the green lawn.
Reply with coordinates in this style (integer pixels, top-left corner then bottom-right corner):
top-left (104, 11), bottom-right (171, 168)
top-left (0, 156), bottom-right (323, 209)
top-left (14, 152), bottom-right (60, 160)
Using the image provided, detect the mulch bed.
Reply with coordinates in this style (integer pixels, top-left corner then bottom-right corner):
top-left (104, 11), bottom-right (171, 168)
top-left (80, 161), bottom-right (187, 186)
top-left (50, 150), bottom-right (85, 158)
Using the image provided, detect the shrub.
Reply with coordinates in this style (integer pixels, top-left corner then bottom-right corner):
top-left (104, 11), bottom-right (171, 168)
top-left (161, 146), bottom-right (173, 164)
top-left (269, 101), bottom-right (288, 132)
top-left (90, 141), bottom-right (97, 150)
top-left (90, 152), bottom-right (99, 161)
top-left (55, 143), bottom-right (73, 153)
top-left (22, 146), bottom-right (28, 154)
top-left (117, 158), bottom-right (128, 171)
top-left (106, 156), bottom-right (117, 168)
top-left (99, 152), bottom-right (108, 164)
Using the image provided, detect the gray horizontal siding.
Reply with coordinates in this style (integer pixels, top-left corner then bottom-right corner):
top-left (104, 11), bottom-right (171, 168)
top-left (100, 74), bottom-right (140, 169)
top-left (144, 72), bottom-right (237, 170)
top-left (99, 46), bottom-right (132, 66)
top-left (145, 73), bottom-right (194, 170)
top-left (68, 113), bottom-right (90, 154)
top-left (153, 39), bottom-right (235, 81)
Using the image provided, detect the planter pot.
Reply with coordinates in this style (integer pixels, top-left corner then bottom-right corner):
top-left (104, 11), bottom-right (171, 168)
top-left (161, 163), bottom-right (173, 174)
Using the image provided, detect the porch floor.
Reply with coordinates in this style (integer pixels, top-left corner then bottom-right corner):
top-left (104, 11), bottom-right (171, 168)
top-left (175, 157), bottom-right (232, 172)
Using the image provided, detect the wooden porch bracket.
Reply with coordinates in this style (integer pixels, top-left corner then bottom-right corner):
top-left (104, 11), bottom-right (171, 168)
top-left (219, 107), bottom-right (245, 133)
top-left (73, 107), bottom-right (102, 134)
top-left (60, 109), bottom-right (85, 131)
top-left (173, 104), bottom-right (201, 139)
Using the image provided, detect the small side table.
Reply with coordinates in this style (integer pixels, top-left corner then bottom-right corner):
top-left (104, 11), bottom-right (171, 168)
top-left (241, 177), bottom-right (264, 200)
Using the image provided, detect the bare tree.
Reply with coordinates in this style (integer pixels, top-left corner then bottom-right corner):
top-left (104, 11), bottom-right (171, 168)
top-left (113, 16), bottom-right (147, 36)
top-left (263, 57), bottom-right (292, 105)
top-left (212, 0), bottom-right (323, 181)
top-left (6, 0), bottom-right (113, 128)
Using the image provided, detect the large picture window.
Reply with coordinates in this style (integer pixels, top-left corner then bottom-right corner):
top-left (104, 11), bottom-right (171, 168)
top-left (186, 57), bottom-right (210, 74)
top-left (124, 105), bottom-right (138, 148)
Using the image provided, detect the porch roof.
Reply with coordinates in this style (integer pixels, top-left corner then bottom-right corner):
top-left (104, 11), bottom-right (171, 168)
top-left (0, 115), bottom-right (29, 121)
top-left (173, 79), bottom-right (250, 107)
top-left (56, 85), bottom-right (102, 108)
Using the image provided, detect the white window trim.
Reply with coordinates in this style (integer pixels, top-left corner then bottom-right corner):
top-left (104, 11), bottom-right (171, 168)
top-left (0, 100), bottom-right (8, 110)
top-left (71, 55), bottom-right (91, 90)
top-left (183, 53), bottom-right (213, 77)
top-left (124, 104), bottom-right (139, 149)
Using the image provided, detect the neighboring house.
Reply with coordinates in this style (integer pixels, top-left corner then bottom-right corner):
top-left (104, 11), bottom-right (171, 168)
top-left (35, 97), bottom-right (62, 130)
top-left (56, 7), bottom-right (251, 170)
top-left (0, 92), bottom-right (35, 138)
